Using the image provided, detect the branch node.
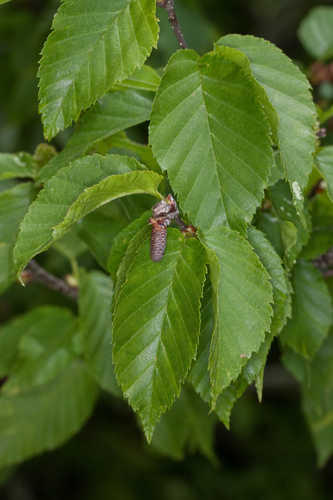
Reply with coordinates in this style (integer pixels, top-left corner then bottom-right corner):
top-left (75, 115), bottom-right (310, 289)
top-left (157, 0), bottom-right (187, 49)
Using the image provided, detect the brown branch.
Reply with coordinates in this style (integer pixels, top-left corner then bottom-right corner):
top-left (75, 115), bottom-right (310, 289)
top-left (307, 178), bottom-right (325, 199)
top-left (157, 0), bottom-right (187, 49)
top-left (23, 260), bottom-right (78, 301)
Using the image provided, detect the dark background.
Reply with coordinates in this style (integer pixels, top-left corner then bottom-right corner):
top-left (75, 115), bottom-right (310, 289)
top-left (1, 0), bottom-right (333, 498)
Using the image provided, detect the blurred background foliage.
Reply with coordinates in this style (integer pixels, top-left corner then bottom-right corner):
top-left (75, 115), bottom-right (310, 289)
top-left (1, 0), bottom-right (333, 498)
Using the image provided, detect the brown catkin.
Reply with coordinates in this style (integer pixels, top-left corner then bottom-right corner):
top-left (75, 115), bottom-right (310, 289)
top-left (150, 221), bottom-right (168, 262)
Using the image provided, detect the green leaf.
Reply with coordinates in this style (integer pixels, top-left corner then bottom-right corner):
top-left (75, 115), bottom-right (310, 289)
top-left (53, 227), bottom-right (87, 263)
top-left (269, 180), bottom-right (311, 268)
top-left (0, 153), bottom-right (36, 181)
top-left (301, 192), bottom-right (333, 260)
top-left (298, 7), bottom-right (333, 60)
top-left (38, 89), bottom-right (154, 183)
top-left (0, 183), bottom-right (35, 293)
top-left (79, 196), bottom-right (152, 270)
top-left (149, 48), bottom-right (273, 232)
top-left (248, 227), bottom-right (292, 338)
top-left (280, 260), bottom-right (332, 359)
top-left (79, 270), bottom-right (120, 396)
top-left (316, 146), bottom-right (333, 202)
top-left (14, 154), bottom-right (162, 276)
top-left (107, 210), bottom-right (151, 281)
top-left (113, 65), bottom-right (160, 92)
top-left (78, 209), bottom-right (126, 271)
top-left (191, 228), bottom-right (290, 425)
top-left (247, 226), bottom-right (292, 397)
top-left (0, 307), bottom-right (98, 467)
top-left (112, 224), bottom-right (151, 315)
top-left (38, 0), bottom-right (158, 139)
top-left (0, 0), bottom-right (11, 5)
top-left (202, 226), bottom-right (273, 404)
top-left (151, 386), bottom-right (216, 461)
top-left (284, 335), bottom-right (333, 466)
top-left (113, 229), bottom-right (207, 441)
top-left (99, 132), bottom-right (160, 173)
top-left (217, 35), bottom-right (317, 214)
top-left (318, 104), bottom-right (333, 125)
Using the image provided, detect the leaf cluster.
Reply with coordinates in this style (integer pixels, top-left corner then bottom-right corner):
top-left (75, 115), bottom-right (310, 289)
top-left (1, 0), bottom-right (333, 469)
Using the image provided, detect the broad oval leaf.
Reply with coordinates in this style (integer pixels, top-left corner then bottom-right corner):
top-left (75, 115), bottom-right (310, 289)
top-left (280, 260), bottom-right (333, 359)
top-left (38, 89), bottom-right (154, 183)
top-left (217, 35), bottom-right (317, 214)
top-left (78, 270), bottom-right (120, 396)
top-left (149, 48), bottom-right (273, 232)
top-left (113, 228), bottom-right (207, 441)
top-left (298, 7), bottom-right (333, 60)
top-left (316, 146), bottom-right (333, 202)
top-left (191, 227), bottom-right (290, 424)
top-left (203, 225), bottom-right (273, 404)
top-left (0, 306), bottom-right (98, 467)
top-left (38, 0), bottom-right (159, 139)
top-left (13, 154), bottom-right (162, 276)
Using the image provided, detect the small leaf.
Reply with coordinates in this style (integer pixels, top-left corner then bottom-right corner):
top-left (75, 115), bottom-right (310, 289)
top-left (0, 153), bottom-right (36, 181)
top-left (14, 154), bottom-right (162, 276)
top-left (316, 146), bottom-right (333, 202)
top-left (0, 183), bottom-right (34, 293)
top-left (113, 65), bottom-right (161, 92)
top-left (38, 89), bottom-right (153, 183)
top-left (217, 35), bottom-right (317, 214)
top-left (149, 47), bottom-right (273, 232)
top-left (247, 227), bottom-right (292, 397)
top-left (100, 132), bottom-right (160, 172)
top-left (203, 225), bottom-right (273, 404)
top-left (113, 229), bottom-right (207, 441)
top-left (38, 0), bottom-right (158, 139)
top-left (298, 7), bottom-right (333, 60)
top-left (280, 260), bottom-right (333, 359)
top-left (0, 307), bottom-right (98, 467)
top-left (79, 270), bottom-right (120, 396)
top-left (269, 180), bottom-right (311, 268)
top-left (151, 386), bottom-right (216, 461)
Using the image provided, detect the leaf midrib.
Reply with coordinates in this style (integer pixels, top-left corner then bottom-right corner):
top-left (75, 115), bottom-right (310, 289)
top-left (41, 0), bottom-right (147, 124)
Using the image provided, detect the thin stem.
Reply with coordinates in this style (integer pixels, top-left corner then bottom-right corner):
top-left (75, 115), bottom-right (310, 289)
top-left (24, 260), bottom-right (78, 301)
top-left (157, 0), bottom-right (187, 49)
